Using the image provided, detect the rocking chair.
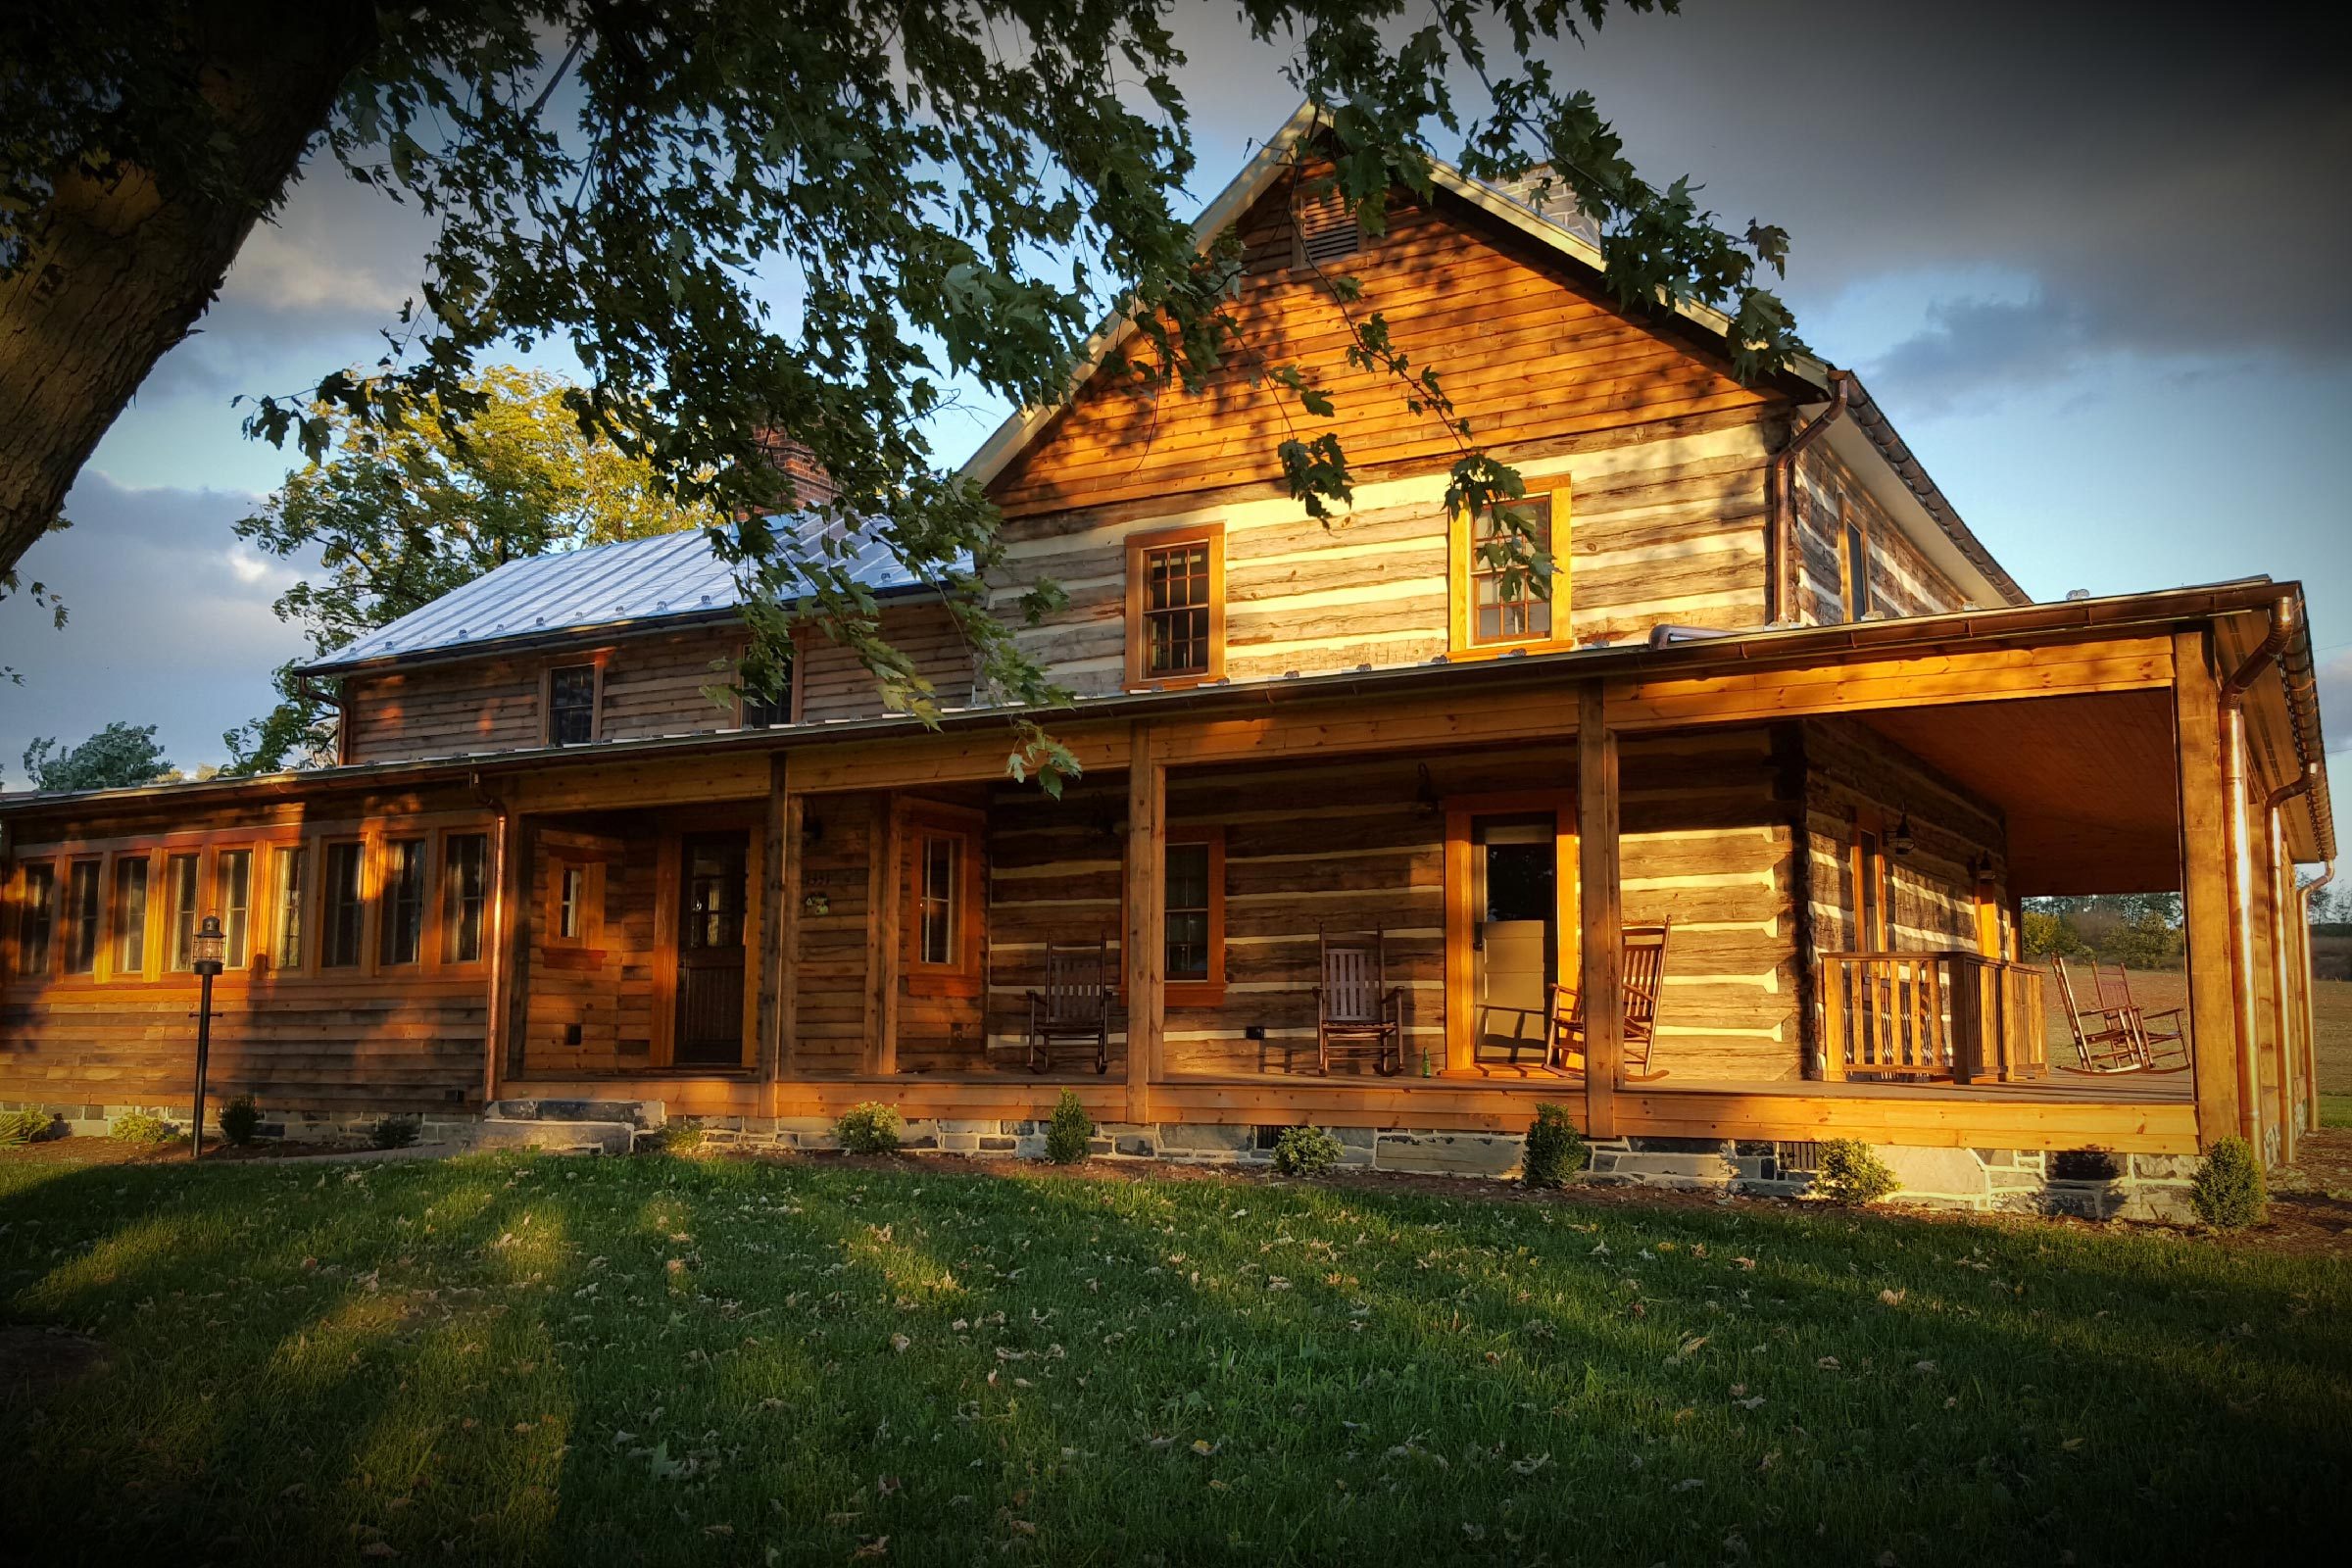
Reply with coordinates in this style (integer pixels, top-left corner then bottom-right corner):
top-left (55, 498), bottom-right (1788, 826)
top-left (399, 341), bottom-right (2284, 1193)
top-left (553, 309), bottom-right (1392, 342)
top-left (2050, 957), bottom-right (2177, 1073)
top-left (1547, 922), bottom-right (1673, 1080)
top-left (2092, 960), bottom-right (2190, 1070)
top-left (1315, 926), bottom-right (1404, 1076)
top-left (1026, 936), bottom-right (1112, 1074)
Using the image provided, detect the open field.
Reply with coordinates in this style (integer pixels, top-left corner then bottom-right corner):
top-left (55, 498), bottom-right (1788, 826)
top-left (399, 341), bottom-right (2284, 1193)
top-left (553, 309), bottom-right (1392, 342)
top-left (2041, 967), bottom-right (2352, 1125)
top-left (2, 1147), bottom-right (2346, 1567)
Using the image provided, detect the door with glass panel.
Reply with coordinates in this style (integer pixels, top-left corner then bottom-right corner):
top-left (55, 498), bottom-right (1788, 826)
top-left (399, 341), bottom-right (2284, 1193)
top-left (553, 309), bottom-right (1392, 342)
top-left (1472, 815), bottom-right (1557, 1061)
top-left (674, 832), bottom-right (749, 1066)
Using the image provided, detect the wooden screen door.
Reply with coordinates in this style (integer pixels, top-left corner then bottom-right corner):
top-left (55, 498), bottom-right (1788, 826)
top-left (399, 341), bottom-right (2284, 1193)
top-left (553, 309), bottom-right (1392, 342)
top-left (674, 832), bottom-right (749, 1066)
top-left (1473, 815), bottom-right (1557, 1059)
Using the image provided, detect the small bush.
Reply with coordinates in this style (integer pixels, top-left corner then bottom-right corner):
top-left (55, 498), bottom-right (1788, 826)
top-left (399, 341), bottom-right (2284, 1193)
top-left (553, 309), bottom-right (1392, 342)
top-left (662, 1118), bottom-right (709, 1155)
top-left (218, 1095), bottom-right (264, 1148)
top-left (2190, 1136), bottom-right (2266, 1229)
top-left (1271, 1126), bottom-right (1344, 1177)
top-left (113, 1112), bottom-right (176, 1148)
top-left (835, 1102), bottom-right (902, 1155)
top-left (1044, 1090), bottom-right (1092, 1164)
top-left (1813, 1139), bottom-right (1900, 1205)
top-left (368, 1116), bottom-right (421, 1151)
top-left (0, 1107), bottom-right (53, 1147)
top-left (2051, 1147), bottom-right (2120, 1183)
top-left (1521, 1102), bottom-right (1590, 1188)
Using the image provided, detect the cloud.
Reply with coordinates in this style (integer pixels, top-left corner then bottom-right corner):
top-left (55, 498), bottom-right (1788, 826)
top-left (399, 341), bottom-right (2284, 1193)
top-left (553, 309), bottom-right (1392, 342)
top-left (2321, 650), bottom-right (2352, 759)
top-left (0, 471), bottom-right (312, 783)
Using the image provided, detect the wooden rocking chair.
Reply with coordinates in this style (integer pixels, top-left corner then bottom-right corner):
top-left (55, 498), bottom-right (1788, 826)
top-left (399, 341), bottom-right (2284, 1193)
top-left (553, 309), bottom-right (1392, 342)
top-left (2092, 960), bottom-right (2190, 1070)
top-left (1547, 922), bottom-right (1672, 1080)
top-left (2050, 957), bottom-right (2170, 1073)
top-left (1315, 926), bottom-right (1404, 1076)
top-left (1026, 936), bottom-right (1112, 1075)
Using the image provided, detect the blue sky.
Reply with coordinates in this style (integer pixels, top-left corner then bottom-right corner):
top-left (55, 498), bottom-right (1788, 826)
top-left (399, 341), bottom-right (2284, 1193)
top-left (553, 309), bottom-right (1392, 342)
top-left (2, 1), bottom-right (2345, 837)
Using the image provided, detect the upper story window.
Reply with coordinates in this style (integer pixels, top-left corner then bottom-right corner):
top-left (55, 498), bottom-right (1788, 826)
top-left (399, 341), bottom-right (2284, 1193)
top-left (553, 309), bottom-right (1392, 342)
top-left (1838, 502), bottom-right (1872, 621)
top-left (1452, 492), bottom-right (1567, 654)
top-left (547, 662), bottom-right (600, 746)
top-left (740, 677), bottom-right (791, 728)
top-left (1125, 524), bottom-right (1225, 689)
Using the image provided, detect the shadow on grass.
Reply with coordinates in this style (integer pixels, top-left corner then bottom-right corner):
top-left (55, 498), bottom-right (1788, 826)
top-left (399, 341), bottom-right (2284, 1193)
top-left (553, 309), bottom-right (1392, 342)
top-left (0, 1151), bottom-right (2344, 1567)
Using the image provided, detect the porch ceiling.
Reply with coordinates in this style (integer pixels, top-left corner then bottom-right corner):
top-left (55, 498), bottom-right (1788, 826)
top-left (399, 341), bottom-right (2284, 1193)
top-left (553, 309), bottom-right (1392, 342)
top-left (1859, 688), bottom-right (2181, 898)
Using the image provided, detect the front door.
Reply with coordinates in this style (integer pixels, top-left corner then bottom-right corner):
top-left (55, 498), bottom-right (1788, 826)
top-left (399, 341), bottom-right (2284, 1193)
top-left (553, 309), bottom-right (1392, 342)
top-left (1473, 815), bottom-right (1557, 1059)
top-left (674, 832), bottom-right (748, 1066)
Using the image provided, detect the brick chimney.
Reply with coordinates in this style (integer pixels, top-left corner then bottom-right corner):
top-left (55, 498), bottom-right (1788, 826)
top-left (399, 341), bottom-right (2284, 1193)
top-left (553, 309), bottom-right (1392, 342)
top-left (1488, 164), bottom-right (1600, 247)
top-left (751, 430), bottom-right (840, 509)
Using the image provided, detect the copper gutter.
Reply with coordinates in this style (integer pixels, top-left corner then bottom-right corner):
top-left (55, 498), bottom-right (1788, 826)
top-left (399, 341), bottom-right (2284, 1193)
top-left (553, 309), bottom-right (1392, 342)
top-left (1766, 368), bottom-right (1852, 625)
top-left (2216, 594), bottom-right (2296, 1151)
top-left (2263, 763), bottom-right (2318, 1159)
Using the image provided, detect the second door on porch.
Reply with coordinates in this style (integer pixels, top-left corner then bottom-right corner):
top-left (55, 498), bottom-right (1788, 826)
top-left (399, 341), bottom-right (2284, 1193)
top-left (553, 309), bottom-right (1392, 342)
top-left (674, 831), bottom-right (748, 1066)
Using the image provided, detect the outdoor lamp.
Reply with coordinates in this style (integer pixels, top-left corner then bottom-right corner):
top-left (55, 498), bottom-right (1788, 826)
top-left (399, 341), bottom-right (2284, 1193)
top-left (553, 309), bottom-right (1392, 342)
top-left (1890, 812), bottom-right (1915, 858)
top-left (192, 913), bottom-right (226, 976)
top-left (190, 913), bottom-right (224, 1159)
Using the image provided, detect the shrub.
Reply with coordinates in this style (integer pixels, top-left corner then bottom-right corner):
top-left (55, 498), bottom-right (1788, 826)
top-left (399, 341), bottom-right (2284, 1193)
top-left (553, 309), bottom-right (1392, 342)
top-left (1813, 1139), bottom-right (1899, 1205)
top-left (369, 1116), bottom-right (421, 1151)
top-left (113, 1112), bottom-right (176, 1148)
top-left (1521, 1102), bottom-right (1590, 1188)
top-left (662, 1118), bottom-right (709, 1155)
top-left (0, 1107), bottom-right (53, 1147)
top-left (2190, 1136), bottom-right (2266, 1229)
top-left (1045, 1090), bottom-right (1092, 1164)
top-left (218, 1095), bottom-right (264, 1148)
top-left (1271, 1125), bottom-right (1344, 1177)
top-left (835, 1102), bottom-right (902, 1155)
top-left (2051, 1147), bottom-right (2120, 1183)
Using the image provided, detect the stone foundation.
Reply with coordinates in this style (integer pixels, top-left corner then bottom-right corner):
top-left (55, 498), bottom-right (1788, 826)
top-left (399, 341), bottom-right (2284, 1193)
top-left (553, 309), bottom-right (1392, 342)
top-left (0, 1098), bottom-right (484, 1149)
top-left (0, 1096), bottom-right (2202, 1222)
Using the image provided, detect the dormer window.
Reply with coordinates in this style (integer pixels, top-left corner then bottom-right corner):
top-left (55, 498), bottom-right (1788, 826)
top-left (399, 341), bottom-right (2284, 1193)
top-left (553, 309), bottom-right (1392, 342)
top-left (547, 662), bottom-right (600, 745)
top-left (1125, 524), bottom-right (1225, 689)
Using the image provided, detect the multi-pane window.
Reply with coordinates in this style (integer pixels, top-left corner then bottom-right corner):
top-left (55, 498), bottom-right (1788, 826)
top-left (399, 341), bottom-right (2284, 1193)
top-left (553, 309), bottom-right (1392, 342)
top-left (321, 842), bottom-right (366, 967)
top-left (214, 849), bottom-right (252, 968)
top-left (1165, 842), bottom-right (1212, 982)
top-left (917, 834), bottom-right (959, 966)
top-left (64, 859), bottom-right (101, 975)
top-left (443, 833), bottom-right (489, 962)
top-left (1467, 498), bottom-right (1554, 645)
top-left (272, 845), bottom-right (307, 969)
top-left (548, 663), bottom-right (598, 745)
top-left (114, 857), bottom-right (150, 976)
top-left (740, 679), bottom-right (790, 728)
top-left (557, 863), bottom-right (588, 942)
top-left (166, 853), bottom-right (200, 971)
top-left (379, 839), bottom-right (426, 966)
top-left (1142, 541), bottom-right (1213, 678)
top-left (17, 862), bottom-right (56, 975)
top-left (1841, 517), bottom-right (1872, 621)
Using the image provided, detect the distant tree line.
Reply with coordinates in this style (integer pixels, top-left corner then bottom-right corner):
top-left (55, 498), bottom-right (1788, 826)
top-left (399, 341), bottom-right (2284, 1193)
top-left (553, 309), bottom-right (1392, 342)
top-left (2026, 883), bottom-right (2346, 971)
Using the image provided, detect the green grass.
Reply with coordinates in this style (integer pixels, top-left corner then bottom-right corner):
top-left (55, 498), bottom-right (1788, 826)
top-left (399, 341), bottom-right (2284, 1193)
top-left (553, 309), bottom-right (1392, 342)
top-left (2320, 1092), bottom-right (2352, 1129)
top-left (2, 1151), bottom-right (2346, 1566)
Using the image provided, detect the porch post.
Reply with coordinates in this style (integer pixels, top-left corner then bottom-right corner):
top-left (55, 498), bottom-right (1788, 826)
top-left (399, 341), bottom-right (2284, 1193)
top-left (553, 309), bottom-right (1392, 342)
top-left (482, 804), bottom-right (514, 1105)
top-left (2172, 631), bottom-right (2240, 1149)
top-left (494, 812), bottom-right (535, 1085)
top-left (864, 795), bottom-right (902, 1076)
top-left (759, 753), bottom-right (796, 1113)
top-left (1577, 683), bottom-right (1623, 1140)
top-left (1124, 722), bottom-right (1165, 1125)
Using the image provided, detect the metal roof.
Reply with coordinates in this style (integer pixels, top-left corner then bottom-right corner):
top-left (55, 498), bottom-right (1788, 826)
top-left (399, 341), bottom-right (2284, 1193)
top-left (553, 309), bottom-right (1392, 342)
top-left (302, 519), bottom-right (939, 673)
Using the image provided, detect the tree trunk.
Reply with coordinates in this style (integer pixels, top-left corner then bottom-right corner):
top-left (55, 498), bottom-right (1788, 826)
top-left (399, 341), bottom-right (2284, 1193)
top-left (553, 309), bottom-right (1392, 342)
top-left (0, 1), bottom-right (378, 579)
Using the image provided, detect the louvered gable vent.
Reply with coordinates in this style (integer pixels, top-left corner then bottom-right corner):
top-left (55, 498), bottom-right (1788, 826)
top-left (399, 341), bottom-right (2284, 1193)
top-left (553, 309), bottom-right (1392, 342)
top-left (1292, 184), bottom-right (1361, 267)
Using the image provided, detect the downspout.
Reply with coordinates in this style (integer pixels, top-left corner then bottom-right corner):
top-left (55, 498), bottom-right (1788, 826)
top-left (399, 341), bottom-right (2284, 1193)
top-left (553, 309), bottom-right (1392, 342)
top-left (2304, 861), bottom-right (2336, 1133)
top-left (1767, 368), bottom-right (1852, 626)
top-left (2217, 594), bottom-right (2296, 1152)
top-left (2264, 763), bottom-right (2318, 1160)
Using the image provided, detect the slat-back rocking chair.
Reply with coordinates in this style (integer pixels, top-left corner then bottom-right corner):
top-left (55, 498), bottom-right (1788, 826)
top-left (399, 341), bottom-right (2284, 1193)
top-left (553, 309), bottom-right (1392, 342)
top-left (2050, 956), bottom-right (2183, 1073)
top-left (1026, 936), bottom-right (1112, 1074)
top-left (1547, 922), bottom-right (1673, 1080)
top-left (1315, 926), bottom-right (1404, 1076)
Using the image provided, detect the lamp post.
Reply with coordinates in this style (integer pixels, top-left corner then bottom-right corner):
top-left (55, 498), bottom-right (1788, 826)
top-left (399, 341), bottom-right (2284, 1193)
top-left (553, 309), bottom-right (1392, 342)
top-left (190, 914), bottom-right (225, 1161)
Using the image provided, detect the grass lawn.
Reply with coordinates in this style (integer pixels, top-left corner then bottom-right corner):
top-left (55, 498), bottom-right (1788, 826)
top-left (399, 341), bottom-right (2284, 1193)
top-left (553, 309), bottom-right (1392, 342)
top-left (2, 1149), bottom-right (2346, 1567)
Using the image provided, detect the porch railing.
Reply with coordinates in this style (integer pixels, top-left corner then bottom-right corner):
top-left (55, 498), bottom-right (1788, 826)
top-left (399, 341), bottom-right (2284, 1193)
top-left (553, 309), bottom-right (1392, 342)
top-left (1819, 951), bottom-right (2049, 1084)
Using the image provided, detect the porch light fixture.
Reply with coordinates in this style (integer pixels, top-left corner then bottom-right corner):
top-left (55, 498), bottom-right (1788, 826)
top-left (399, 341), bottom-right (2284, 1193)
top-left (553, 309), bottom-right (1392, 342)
top-left (1890, 812), bottom-right (1915, 858)
top-left (1414, 762), bottom-right (1442, 816)
top-left (190, 914), bottom-right (225, 1161)
top-left (1975, 853), bottom-right (1997, 885)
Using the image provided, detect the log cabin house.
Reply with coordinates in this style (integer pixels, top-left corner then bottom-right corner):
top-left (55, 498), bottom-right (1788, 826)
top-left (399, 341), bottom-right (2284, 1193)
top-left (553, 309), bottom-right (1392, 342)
top-left (1, 112), bottom-right (2334, 1211)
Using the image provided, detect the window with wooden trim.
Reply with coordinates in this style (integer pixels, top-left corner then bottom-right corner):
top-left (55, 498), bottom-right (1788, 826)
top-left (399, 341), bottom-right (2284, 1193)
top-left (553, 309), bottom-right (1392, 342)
top-left (547, 662), bottom-right (600, 745)
top-left (1125, 524), bottom-right (1225, 689)
top-left (214, 848), bottom-right (253, 968)
top-left (165, 852), bottom-right (201, 972)
top-left (114, 856), bottom-right (150, 977)
top-left (271, 845), bottom-right (307, 969)
top-left (379, 839), bottom-right (427, 966)
top-left (1164, 828), bottom-right (1227, 1006)
top-left (739, 670), bottom-right (791, 728)
top-left (64, 859), bottom-right (101, 975)
top-left (1838, 501), bottom-right (1871, 621)
top-left (547, 856), bottom-right (604, 951)
top-left (903, 808), bottom-right (983, 998)
top-left (320, 842), bottom-right (367, 967)
top-left (1451, 492), bottom-right (1568, 653)
top-left (16, 861), bottom-right (56, 976)
top-left (443, 832), bottom-right (490, 963)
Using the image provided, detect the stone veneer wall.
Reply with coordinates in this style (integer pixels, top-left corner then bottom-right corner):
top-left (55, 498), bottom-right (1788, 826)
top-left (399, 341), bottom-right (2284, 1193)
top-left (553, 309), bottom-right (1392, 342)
top-left (4, 1097), bottom-right (2201, 1224)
